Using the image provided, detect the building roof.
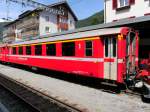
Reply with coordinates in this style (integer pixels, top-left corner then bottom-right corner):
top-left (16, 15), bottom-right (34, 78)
top-left (47, 1), bottom-right (78, 21)
top-left (5, 1), bottom-right (78, 27)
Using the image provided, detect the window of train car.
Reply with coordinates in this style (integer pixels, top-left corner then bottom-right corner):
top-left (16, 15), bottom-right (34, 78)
top-left (62, 42), bottom-right (75, 56)
top-left (85, 40), bottom-right (93, 56)
top-left (12, 47), bottom-right (16, 55)
top-left (112, 38), bottom-right (117, 57)
top-left (105, 38), bottom-right (109, 57)
top-left (26, 46), bottom-right (31, 55)
top-left (19, 46), bottom-right (23, 55)
top-left (35, 45), bottom-right (42, 55)
top-left (46, 44), bottom-right (56, 56)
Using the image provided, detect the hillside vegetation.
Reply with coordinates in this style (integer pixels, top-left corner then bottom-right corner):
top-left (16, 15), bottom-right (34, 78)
top-left (76, 10), bottom-right (104, 28)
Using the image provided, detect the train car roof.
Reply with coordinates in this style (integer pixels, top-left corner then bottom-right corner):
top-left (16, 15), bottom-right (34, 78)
top-left (10, 27), bottom-right (128, 46)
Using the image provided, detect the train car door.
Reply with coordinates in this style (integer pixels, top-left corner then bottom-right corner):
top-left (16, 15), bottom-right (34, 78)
top-left (104, 37), bottom-right (117, 80)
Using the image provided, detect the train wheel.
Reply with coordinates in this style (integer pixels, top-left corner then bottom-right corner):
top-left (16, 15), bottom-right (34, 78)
top-left (31, 66), bottom-right (38, 72)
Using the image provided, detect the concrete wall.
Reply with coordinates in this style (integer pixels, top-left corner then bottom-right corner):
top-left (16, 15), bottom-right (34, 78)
top-left (105, 0), bottom-right (150, 23)
top-left (68, 12), bottom-right (75, 30)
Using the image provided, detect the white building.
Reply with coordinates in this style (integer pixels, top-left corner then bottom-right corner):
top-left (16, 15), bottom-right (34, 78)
top-left (3, 1), bottom-right (77, 43)
top-left (104, 0), bottom-right (150, 59)
top-left (39, 1), bottom-right (77, 35)
top-left (104, 0), bottom-right (150, 23)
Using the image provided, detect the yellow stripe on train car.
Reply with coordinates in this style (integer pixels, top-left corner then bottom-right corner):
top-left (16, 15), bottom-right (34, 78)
top-left (11, 37), bottom-right (100, 47)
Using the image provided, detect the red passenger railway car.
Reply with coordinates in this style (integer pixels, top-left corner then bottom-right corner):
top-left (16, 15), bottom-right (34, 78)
top-left (0, 27), bottom-right (150, 98)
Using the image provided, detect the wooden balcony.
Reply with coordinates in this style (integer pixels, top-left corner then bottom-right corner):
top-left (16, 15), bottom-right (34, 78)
top-left (58, 23), bottom-right (68, 30)
top-left (21, 30), bottom-right (39, 39)
top-left (17, 18), bottom-right (39, 29)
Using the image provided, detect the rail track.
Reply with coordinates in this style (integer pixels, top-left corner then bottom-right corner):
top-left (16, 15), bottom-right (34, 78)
top-left (0, 73), bottom-right (87, 112)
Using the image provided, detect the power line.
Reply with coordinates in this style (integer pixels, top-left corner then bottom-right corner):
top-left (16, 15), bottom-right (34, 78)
top-left (3, 0), bottom-right (66, 15)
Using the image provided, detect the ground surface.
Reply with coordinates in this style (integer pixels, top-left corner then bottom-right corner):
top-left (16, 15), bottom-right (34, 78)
top-left (0, 64), bottom-right (149, 112)
top-left (0, 85), bottom-right (35, 112)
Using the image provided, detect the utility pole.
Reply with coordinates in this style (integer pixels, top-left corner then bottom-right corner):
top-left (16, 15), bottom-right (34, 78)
top-left (6, 0), bottom-right (11, 21)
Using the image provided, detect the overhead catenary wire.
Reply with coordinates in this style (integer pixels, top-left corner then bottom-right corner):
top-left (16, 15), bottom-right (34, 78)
top-left (3, 0), bottom-right (66, 16)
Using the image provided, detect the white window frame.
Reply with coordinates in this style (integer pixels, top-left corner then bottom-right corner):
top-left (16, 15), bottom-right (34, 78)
top-left (118, 0), bottom-right (129, 8)
top-left (45, 16), bottom-right (50, 22)
top-left (45, 26), bottom-right (50, 33)
top-left (70, 20), bottom-right (74, 27)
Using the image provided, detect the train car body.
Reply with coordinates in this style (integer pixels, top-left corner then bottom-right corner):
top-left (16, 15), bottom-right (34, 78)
top-left (0, 27), bottom-right (139, 84)
top-left (1, 26), bottom-right (150, 99)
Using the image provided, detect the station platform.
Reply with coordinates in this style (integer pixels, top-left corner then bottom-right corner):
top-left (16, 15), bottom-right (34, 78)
top-left (0, 64), bottom-right (149, 112)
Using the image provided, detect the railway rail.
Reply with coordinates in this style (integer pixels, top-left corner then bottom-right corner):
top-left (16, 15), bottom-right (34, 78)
top-left (0, 73), bottom-right (87, 112)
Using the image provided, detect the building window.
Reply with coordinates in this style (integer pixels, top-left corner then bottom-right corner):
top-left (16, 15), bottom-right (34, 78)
top-left (59, 17), bottom-right (68, 24)
top-left (35, 45), bottom-right (42, 55)
top-left (59, 18), bottom-right (62, 22)
top-left (45, 26), bottom-right (50, 33)
top-left (12, 47), bottom-right (16, 55)
top-left (119, 0), bottom-right (129, 7)
top-left (26, 46), bottom-right (31, 55)
top-left (45, 16), bottom-right (50, 22)
top-left (85, 40), bottom-right (93, 56)
top-left (113, 0), bottom-right (134, 9)
top-left (62, 42), bottom-right (75, 56)
top-left (46, 44), bottom-right (56, 56)
top-left (70, 20), bottom-right (74, 27)
top-left (18, 47), bottom-right (23, 55)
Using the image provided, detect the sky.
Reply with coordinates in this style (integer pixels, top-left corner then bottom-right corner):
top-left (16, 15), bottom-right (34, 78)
top-left (0, 0), bottom-right (104, 21)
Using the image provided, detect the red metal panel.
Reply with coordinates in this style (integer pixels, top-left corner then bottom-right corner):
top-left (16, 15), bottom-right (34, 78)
top-left (93, 38), bottom-right (104, 78)
top-left (16, 47), bottom-right (19, 55)
top-left (117, 35), bottom-right (126, 83)
top-left (56, 43), bottom-right (62, 56)
top-left (118, 35), bottom-right (125, 58)
top-left (93, 38), bottom-right (103, 58)
top-left (23, 46), bottom-right (26, 55)
top-left (5, 47), bottom-right (9, 62)
top-left (117, 63), bottom-right (124, 83)
top-left (104, 58), bottom-right (114, 62)
top-left (31, 45), bottom-right (35, 56)
top-left (42, 44), bottom-right (46, 56)
top-left (75, 41), bottom-right (84, 57)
